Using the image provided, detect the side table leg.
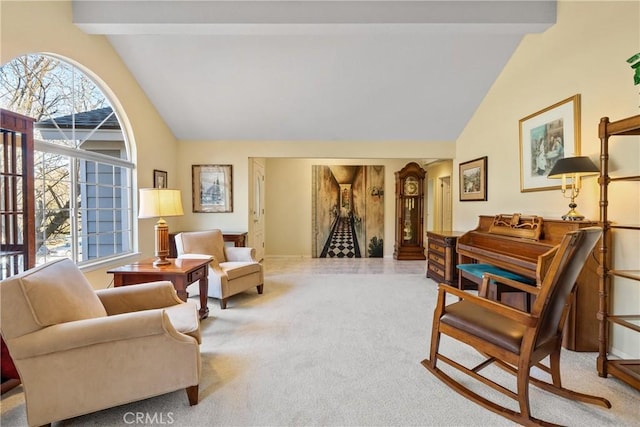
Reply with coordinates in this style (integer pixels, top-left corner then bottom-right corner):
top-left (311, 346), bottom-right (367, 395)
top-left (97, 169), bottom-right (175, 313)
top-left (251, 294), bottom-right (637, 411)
top-left (198, 277), bottom-right (209, 320)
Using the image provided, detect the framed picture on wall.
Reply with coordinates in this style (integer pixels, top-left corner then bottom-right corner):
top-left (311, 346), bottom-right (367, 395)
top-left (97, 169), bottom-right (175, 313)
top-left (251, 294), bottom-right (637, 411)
top-left (459, 156), bottom-right (488, 201)
top-left (153, 169), bottom-right (167, 188)
top-left (519, 94), bottom-right (581, 192)
top-left (192, 164), bottom-right (233, 213)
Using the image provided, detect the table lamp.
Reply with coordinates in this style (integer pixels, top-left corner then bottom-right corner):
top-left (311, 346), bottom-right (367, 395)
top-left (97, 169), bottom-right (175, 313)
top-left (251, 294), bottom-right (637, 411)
top-left (547, 156), bottom-right (599, 221)
top-left (138, 188), bottom-right (184, 266)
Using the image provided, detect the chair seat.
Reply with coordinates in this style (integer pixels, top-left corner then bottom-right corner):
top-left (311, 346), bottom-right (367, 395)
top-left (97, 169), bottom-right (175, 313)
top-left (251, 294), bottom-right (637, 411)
top-left (457, 263), bottom-right (535, 285)
top-left (221, 262), bottom-right (262, 280)
top-left (164, 302), bottom-right (201, 343)
top-left (441, 300), bottom-right (526, 354)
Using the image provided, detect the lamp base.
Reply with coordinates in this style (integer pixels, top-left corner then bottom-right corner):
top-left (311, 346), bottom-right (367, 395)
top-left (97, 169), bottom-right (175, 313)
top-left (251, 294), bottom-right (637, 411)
top-left (153, 219), bottom-right (171, 266)
top-left (153, 257), bottom-right (171, 266)
top-left (562, 203), bottom-right (585, 221)
top-left (562, 213), bottom-right (585, 221)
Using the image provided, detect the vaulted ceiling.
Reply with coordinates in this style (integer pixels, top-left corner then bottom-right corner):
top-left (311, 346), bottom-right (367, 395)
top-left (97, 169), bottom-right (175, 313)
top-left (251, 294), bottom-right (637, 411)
top-left (73, 1), bottom-right (556, 142)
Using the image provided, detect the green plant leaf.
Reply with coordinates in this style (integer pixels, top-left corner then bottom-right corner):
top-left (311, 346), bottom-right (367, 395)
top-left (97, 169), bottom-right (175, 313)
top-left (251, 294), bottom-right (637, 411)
top-left (627, 53), bottom-right (640, 85)
top-left (627, 52), bottom-right (640, 64)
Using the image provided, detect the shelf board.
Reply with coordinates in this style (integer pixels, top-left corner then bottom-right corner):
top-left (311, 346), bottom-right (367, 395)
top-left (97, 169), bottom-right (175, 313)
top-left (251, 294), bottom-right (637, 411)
top-left (0, 250), bottom-right (23, 257)
top-left (603, 114), bottom-right (640, 136)
top-left (609, 270), bottom-right (640, 281)
top-left (607, 315), bottom-right (640, 332)
top-left (610, 224), bottom-right (640, 231)
top-left (609, 175), bottom-right (640, 182)
top-left (605, 359), bottom-right (640, 391)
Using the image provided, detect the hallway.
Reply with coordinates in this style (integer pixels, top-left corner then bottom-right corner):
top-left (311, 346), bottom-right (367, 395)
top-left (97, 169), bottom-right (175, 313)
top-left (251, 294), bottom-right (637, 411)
top-left (320, 216), bottom-right (361, 258)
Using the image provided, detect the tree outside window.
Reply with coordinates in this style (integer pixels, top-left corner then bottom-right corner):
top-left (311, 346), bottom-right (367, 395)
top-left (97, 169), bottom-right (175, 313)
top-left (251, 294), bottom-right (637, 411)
top-left (1, 54), bottom-right (134, 265)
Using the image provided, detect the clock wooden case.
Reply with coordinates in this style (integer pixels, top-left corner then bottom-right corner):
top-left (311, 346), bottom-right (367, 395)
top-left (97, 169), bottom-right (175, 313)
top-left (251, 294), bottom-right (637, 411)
top-left (394, 162), bottom-right (426, 260)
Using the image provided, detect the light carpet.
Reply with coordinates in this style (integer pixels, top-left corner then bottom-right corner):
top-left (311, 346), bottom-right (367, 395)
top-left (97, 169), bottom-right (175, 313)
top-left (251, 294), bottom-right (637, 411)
top-left (1, 260), bottom-right (638, 426)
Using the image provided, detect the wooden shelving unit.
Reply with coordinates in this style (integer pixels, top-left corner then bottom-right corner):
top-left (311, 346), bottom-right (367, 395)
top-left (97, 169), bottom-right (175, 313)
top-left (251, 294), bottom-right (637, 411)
top-left (1, 109), bottom-right (35, 394)
top-left (597, 114), bottom-right (640, 390)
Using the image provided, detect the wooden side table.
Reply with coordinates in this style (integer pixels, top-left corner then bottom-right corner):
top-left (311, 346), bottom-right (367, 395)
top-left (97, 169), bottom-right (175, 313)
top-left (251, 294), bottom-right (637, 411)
top-left (108, 258), bottom-right (212, 319)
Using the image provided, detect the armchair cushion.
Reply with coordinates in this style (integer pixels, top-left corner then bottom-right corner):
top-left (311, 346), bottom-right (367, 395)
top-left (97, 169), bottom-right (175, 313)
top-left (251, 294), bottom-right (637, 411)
top-left (96, 282), bottom-right (201, 343)
top-left (177, 229), bottom-right (226, 262)
top-left (163, 305), bottom-right (202, 343)
top-left (96, 281), bottom-right (184, 314)
top-left (223, 262), bottom-right (262, 280)
top-left (19, 258), bottom-right (107, 327)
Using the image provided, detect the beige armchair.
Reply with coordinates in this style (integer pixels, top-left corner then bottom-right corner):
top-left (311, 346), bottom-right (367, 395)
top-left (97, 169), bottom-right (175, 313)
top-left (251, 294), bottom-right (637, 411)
top-left (174, 229), bottom-right (264, 309)
top-left (0, 258), bottom-right (201, 427)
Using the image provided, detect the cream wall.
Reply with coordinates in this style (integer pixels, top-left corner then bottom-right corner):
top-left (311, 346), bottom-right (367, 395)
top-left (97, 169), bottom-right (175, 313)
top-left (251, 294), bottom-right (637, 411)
top-left (454, 0), bottom-right (639, 229)
top-left (1, 1), bottom-right (180, 286)
top-left (454, 1), bottom-right (640, 359)
top-left (175, 141), bottom-right (455, 258)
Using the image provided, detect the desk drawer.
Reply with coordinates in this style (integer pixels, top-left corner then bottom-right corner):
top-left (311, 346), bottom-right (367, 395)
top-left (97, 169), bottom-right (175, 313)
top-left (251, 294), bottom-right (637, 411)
top-left (427, 262), bottom-right (445, 279)
top-left (188, 267), bottom-right (206, 283)
top-left (428, 251), bottom-right (445, 266)
top-left (428, 241), bottom-right (445, 255)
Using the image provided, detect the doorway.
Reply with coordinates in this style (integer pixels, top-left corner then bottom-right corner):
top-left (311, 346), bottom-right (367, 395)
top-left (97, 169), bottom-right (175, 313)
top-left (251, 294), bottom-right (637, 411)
top-left (249, 158), bottom-right (265, 262)
top-left (439, 176), bottom-right (452, 230)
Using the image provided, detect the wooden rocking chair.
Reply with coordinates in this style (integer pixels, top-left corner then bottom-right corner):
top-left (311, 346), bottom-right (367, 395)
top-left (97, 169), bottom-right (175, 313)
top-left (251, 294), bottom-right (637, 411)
top-left (421, 227), bottom-right (610, 426)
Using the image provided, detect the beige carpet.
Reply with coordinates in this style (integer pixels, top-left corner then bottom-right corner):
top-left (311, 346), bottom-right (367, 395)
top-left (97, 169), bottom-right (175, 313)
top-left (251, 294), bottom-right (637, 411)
top-left (1, 258), bottom-right (638, 426)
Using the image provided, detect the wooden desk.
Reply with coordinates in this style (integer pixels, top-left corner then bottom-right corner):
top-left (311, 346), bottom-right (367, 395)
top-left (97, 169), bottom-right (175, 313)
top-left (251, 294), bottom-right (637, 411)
top-left (108, 258), bottom-right (211, 319)
top-left (169, 231), bottom-right (248, 258)
top-left (456, 215), bottom-right (600, 351)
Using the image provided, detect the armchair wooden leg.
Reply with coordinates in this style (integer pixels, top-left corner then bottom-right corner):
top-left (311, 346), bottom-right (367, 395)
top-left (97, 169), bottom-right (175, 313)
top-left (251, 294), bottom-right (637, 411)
top-left (186, 385), bottom-right (199, 406)
top-left (257, 284), bottom-right (264, 294)
top-left (219, 298), bottom-right (227, 309)
top-left (1, 378), bottom-right (21, 394)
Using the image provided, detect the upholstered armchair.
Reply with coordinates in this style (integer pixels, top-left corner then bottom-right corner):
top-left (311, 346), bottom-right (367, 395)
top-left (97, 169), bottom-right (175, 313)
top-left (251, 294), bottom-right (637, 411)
top-left (174, 229), bottom-right (264, 309)
top-left (0, 258), bottom-right (201, 427)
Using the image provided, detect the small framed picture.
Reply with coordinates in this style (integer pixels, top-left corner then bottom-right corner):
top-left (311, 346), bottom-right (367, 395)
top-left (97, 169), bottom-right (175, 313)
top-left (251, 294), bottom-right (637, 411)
top-left (153, 169), bottom-right (168, 189)
top-left (192, 164), bottom-right (233, 213)
top-left (459, 156), bottom-right (488, 201)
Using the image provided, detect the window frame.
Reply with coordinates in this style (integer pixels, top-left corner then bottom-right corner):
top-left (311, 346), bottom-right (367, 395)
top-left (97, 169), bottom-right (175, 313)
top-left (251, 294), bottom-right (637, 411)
top-left (0, 53), bottom-right (137, 269)
top-left (34, 139), bottom-right (136, 267)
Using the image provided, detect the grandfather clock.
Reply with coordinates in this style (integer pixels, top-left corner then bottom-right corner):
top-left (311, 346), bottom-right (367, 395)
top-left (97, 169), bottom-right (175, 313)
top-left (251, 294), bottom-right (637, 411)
top-left (394, 162), bottom-right (426, 260)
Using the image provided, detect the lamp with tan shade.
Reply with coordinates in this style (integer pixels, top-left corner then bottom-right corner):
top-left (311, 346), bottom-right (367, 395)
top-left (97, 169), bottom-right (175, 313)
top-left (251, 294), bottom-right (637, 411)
top-left (138, 188), bottom-right (184, 266)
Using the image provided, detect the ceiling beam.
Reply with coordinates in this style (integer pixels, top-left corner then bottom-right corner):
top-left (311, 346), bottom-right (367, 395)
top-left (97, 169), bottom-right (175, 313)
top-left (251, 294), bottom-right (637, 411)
top-left (74, 1), bottom-right (556, 35)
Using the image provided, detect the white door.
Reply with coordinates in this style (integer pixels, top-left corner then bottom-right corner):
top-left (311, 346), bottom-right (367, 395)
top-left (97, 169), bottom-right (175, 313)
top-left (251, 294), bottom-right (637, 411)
top-left (249, 159), bottom-right (266, 262)
top-left (440, 176), bottom-right (452, 230)
top-left (427, 178), bottom-right (435, 232)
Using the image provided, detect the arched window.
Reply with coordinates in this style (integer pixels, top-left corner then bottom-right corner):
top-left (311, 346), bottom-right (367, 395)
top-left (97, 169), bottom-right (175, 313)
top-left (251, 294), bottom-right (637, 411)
top-left (1, 54), bottom-right (134, 266)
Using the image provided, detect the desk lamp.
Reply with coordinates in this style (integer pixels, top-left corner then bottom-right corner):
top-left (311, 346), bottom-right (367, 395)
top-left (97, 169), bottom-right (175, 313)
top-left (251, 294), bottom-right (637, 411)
top-left (138, 188), bottom-right (184, 266)
top-left (547, 156), bottom-right (599, 221)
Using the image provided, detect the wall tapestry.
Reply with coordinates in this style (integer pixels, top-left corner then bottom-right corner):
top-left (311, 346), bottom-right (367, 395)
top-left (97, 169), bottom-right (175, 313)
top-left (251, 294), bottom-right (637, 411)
top-left (311, 165), bottom-right (384, 258)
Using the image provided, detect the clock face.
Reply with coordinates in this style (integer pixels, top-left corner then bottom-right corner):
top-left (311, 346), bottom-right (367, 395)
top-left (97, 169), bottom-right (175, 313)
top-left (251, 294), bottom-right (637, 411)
top-left (404, 180), bottom-right (418, 196)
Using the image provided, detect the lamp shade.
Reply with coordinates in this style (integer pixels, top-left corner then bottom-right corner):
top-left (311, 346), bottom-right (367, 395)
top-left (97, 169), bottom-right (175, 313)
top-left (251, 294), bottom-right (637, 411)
top-left (138, 188), bottom-right (184, 218)
top-left (547, 156), bottom-right (600, 178)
